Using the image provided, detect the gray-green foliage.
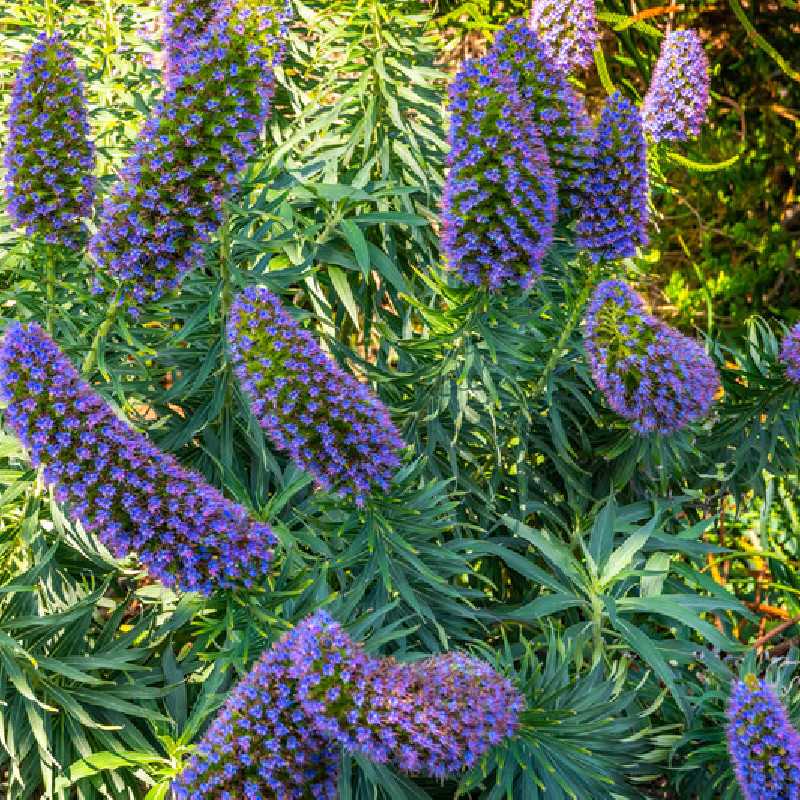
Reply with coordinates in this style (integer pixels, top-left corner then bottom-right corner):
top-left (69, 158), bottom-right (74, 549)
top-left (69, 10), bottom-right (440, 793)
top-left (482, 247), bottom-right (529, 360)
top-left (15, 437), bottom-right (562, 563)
top-left (1, 1), bottom-right (800, 800)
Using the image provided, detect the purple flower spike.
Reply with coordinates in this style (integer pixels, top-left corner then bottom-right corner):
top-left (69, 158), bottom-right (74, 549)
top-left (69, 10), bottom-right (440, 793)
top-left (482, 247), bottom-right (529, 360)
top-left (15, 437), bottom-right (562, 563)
top-left (89, 0), bottom-right (291, 309)
top-left (162, 0), bottom-right (219, 87)
top-left (530, 0), bottom-right (599, 73)
top-left (576, 92), bottom-right (649, 262)
top-left (727, 675), bottom-right (800, 800)
top-left (173, 610), bottom-right (524, 797)
top-left (780, 323), bottom-right (800, 383)
top-left (3, 32), bottom-right (95, 248)
top-left (584, 280), bottom-right (719, 434)
top-left (643, 29), bottom-right (710, 143)
top-left (228, 287), bottom-right (404, 506)
top-left (487, 19), bottom-right (595, 217)
top-left (0, 322), bottom-right (276, 595)
top-left (443, 57), bottom-right (557, 290)
top-left (173, 613), bottom-right (341, 800)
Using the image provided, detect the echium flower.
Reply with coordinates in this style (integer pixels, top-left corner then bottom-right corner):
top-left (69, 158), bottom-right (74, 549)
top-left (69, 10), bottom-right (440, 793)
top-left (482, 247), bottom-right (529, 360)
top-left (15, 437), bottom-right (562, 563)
top-left (443, 58), bottom-right (557, 289)
top-left (227, 287), bottom-right (404, 505)
top-left (584, 280), bottom-right (719, 434)
top-left (89, 0), bottom-right (291, 309)
top-left (530, 0), bottom-right (599, 73)
top-left (173, 610), bottom-right (523, 797)
top-left (0, 323), bottom-right (275, 595)
top-left (486, 19), bottom-right (595, 216)
top-left (288, 614), bottom-right (523, 779)
top-left (782, 323), bottom-right (800, 383)
top-left (3, 32), bottom-right (95, 248)
top-left (727, 675), bottom-right (800, 800)
top-left (173, 614), bottom-right (341, 800)
top-left (162, 0), bottom-right (219, 86)
top-left (643, 30), bottom-right (710, 143)
top-left (576, 92), bottom-right (649, 262)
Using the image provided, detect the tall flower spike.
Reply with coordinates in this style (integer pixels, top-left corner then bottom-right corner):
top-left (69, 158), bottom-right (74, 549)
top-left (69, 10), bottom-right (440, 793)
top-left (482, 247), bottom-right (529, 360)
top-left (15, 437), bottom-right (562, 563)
top-left (162, 0), bottom-right (219, 87)
top-left (89, 0), bottom-right (291, 310)
top-left (173, 613), bottom-right (341, 800)
top-left (584, 280), bottom-right (719, 434)
top-left (530, 0), bottom-right (599, 74)
top-left (228, 287), bottom-right (404, 505)
top-left (0, 323), bottom-right (275, 595)
top-left (3, 32), bottom-right (95, 248)
top-left (781, 323), bottom-right (800, 383)
top-left (643, 29), bottom-right (710, 143)
top-left (576, 91), bottom-right (649, 262)
top-left (487, 19), bottom-right (595, 217)
top-left (173, 610), bottom-right (524, 797)
top-left (443, 58), bottom-right (557, 289)
top-left (727, 675), bottom-right (800, 800)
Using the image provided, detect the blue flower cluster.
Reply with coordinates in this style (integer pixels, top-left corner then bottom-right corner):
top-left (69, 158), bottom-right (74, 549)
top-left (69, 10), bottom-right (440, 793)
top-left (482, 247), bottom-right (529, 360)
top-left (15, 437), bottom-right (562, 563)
top-left (584, 280), bottom-right (719, 434)
top-left (162, 0), bottom-right (219, 87)
top-left (89, 0), bottom-right (290, 309)
top-left (0, 322), bottom-right (275, 595)
top-left (643, 30), bottom-right (710, 143)
top-left (3, 32), bottom-right (95, 248)
top-left (488, 19), bottom-right (596, 217)
top-left (781, 323), bottom-right (800, 383)
top-left (442, 58), bottom-right (557, 289)
top-left (530, 0), bottom-right (599, 74)
top-left (727, 675), bottom-right (800, 800)
top-left (227, 287), bottom-right (404, 505)
top-left (576, 92), bottom-right (649, 262)
top-left (173, 610), bottom-right (523, 797)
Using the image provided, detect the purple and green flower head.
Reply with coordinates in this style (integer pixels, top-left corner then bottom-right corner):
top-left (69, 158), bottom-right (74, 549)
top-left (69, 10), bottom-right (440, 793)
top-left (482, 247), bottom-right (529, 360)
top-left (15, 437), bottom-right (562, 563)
top-left (443, 56), bottom-right (557, 290)
top-left (576, 92), bottom-right (649, 263)
top-left (228, 287), bottom-right (404, 505)
top-left (0, 322), bottom-right (275, 595)
top-left (530, 0), bottom-right (599, 74)
top-left (90, 0), bottom-right (291, 309)
top-left (173, 610), bottom-right (524, 797)
top-left (486, 19), bottom-right (595, 217)
top-left (3, 32), bottom-right (95, 248)
top-left (780, 322), bottom-right (800, 383)
top-left (643, 29), bottom-right (710, 143)
top-left (584, 279), bottom-right (719, 434)
top-left (727, 674), bottom-right (800, 800)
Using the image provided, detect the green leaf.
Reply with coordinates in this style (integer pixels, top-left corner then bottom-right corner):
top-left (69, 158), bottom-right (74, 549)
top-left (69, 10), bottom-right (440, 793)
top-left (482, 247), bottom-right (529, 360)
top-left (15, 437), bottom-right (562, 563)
top-left (339, 219), bottom-right (370, 276)
top-left (327, 266), bottom-right (360, 328)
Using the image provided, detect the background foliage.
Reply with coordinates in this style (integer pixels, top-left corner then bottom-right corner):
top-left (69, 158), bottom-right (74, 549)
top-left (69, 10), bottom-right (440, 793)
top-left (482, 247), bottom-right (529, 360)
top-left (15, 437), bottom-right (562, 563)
top-left (1, 1), bottom-right (800, 799)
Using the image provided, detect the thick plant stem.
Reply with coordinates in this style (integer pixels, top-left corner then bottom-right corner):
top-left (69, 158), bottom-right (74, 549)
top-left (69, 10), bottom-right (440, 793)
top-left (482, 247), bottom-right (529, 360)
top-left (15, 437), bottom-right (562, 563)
top-left (219, 211), bottom-right (232, 323)
top-left (218, 212), bottom-right (235, 448)
top-left (43, 244), bottom-right (56, 335)
top-left (531, 258), bottom-right (600, 399)
top-left (44, 0), bottom-right (55, 36)
top-left (81, 293), bottom-right (121, 377)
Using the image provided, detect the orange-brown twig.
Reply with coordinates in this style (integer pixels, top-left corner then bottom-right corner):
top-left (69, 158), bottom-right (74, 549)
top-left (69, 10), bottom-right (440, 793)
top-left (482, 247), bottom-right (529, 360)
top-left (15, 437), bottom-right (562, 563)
top-left (752, 613), bottom-right (800, 654)
top-left (628, 5), bottom-right (683, 24)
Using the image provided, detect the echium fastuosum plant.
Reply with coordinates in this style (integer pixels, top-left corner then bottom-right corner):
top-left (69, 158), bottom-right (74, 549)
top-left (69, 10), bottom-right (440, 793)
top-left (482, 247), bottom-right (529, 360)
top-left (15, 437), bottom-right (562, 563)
top-left (727, 674), bottom-right (800, 799)
top-left (3, 31), bottom-right (95, 249)
top-left (162, 0), bottom-right (220, 86)
top-left (442, 56), bottom-right (557, 289)
top-left (529, 0), bottom-right (599, 74)
top-left (227, 287), bottom-right (404, 505)
top-left (89, 0), bottom-right (291, 310)
top-left (642, 29), bottom-right (710, 143)
top-left (0, 322), bottom-right (276, 594)
top-left (173, 610), bottom-right (523, 798)
top-left (584, 280), bottom-right (719, 434)
top-left (576, 91), bottom-right (649, 262)
top-left (486, 18), bottom-right (595, 217)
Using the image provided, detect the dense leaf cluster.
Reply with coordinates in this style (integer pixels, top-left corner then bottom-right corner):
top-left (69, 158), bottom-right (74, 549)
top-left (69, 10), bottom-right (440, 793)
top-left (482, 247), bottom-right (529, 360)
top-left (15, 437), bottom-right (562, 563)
top-left (2, 2), bottom-right (800, 800)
